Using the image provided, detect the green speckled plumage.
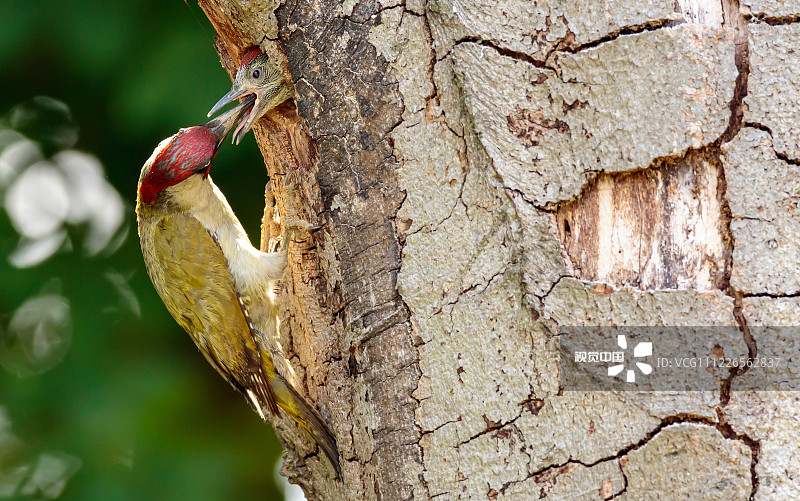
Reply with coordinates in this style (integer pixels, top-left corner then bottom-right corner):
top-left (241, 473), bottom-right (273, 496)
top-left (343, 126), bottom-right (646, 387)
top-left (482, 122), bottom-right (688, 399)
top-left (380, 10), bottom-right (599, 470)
top-left (139, 209), bottom-right (280, 415)
top-left (136, 113), bottom-right (341, 478)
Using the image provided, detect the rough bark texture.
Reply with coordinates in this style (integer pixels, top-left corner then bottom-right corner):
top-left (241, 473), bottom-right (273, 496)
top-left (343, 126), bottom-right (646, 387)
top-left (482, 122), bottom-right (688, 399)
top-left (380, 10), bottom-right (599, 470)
top-left (198, 0), bottom-right (799, 499)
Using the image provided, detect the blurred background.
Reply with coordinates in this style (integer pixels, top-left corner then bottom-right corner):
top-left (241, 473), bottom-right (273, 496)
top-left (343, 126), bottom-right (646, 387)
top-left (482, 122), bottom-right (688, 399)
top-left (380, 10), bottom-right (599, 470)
top-left (0, 1), bottom-right (299, 499)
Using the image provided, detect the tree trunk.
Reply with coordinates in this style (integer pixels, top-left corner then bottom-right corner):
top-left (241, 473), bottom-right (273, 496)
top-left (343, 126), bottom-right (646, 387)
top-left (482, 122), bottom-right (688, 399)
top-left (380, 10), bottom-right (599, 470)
top-left (198, 0), bottom-right (799, 499)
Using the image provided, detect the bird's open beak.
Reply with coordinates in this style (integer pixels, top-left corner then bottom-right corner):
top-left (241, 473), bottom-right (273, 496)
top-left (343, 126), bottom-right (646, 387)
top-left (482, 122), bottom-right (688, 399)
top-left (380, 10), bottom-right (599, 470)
top-left (204, 94), bottom-right (256, 145)
top-left (208, 81), bottom-right (292, 145)
top-left (229, 84), bottom-right (285, 145)
top-left (207, 87), bottom-right (246, 119)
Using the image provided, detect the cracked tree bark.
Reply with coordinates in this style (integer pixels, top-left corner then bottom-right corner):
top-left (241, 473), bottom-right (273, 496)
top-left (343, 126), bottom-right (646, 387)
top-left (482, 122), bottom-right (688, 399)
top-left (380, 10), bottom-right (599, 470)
top-left (197, 0), bottom-right (800, 499)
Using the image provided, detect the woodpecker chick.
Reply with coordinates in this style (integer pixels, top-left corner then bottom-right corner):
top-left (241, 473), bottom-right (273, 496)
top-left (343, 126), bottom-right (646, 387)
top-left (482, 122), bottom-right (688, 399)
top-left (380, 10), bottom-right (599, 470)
top-left (136, 98), bottom-right (340, 478)
top-left (208, 48), bottom-right (293, 145)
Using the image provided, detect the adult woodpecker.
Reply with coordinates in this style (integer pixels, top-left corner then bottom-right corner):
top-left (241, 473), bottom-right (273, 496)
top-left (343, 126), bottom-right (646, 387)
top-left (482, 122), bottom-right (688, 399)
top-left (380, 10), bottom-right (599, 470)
top-left (136, 97), bottom-right (341, 478)
top-left (208, 48), bottom-right (293, 145)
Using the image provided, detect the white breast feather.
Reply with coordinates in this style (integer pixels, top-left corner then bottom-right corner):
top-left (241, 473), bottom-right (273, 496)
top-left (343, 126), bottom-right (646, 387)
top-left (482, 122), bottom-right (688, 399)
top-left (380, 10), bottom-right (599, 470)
top-left (169, 176), bottom-right (286, 298)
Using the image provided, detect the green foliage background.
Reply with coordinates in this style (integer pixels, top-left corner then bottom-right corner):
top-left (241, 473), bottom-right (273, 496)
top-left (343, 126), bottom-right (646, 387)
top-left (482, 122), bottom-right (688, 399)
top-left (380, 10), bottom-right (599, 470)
top-left (0, 1), bottom-right (285, 499)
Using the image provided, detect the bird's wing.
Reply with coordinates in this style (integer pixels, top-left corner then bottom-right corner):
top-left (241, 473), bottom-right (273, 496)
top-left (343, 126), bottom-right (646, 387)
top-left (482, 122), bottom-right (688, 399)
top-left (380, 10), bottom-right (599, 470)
top-left (150, 212), bottom-right (279, 416)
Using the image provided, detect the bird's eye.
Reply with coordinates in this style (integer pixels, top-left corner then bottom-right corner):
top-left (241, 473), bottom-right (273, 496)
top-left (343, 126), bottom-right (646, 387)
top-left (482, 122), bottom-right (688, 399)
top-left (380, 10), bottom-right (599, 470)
top-left (251, 68), bottom-right (261, 79)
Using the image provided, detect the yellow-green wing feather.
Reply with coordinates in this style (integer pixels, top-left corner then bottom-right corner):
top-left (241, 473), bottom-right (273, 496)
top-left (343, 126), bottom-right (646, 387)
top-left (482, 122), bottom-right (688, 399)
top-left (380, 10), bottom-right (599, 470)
top-left (147, 212), bottom-right (279, 416)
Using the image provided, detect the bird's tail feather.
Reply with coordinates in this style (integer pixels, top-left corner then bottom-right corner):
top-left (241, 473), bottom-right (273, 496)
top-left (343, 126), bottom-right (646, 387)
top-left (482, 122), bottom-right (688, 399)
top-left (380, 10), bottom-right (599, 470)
top-left (272, 376), bottom-right (342, 479)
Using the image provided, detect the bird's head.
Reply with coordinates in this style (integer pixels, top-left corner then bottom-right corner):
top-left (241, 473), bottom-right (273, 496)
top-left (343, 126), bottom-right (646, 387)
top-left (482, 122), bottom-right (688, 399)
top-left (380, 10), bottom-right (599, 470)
top-left (138, 95), bottom-right (256, 204)
top-left (207, 48), bottom-right (294, 145)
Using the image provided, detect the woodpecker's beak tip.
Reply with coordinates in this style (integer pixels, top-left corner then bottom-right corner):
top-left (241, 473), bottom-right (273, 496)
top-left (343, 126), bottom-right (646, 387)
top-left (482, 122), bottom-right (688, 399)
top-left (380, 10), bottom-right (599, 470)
top-left (205, 94), bottom-right (256, 144)
top-left (230, 95), bottom-right (265, 145)
top-left (207, 87), bottom-right (247, 118)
